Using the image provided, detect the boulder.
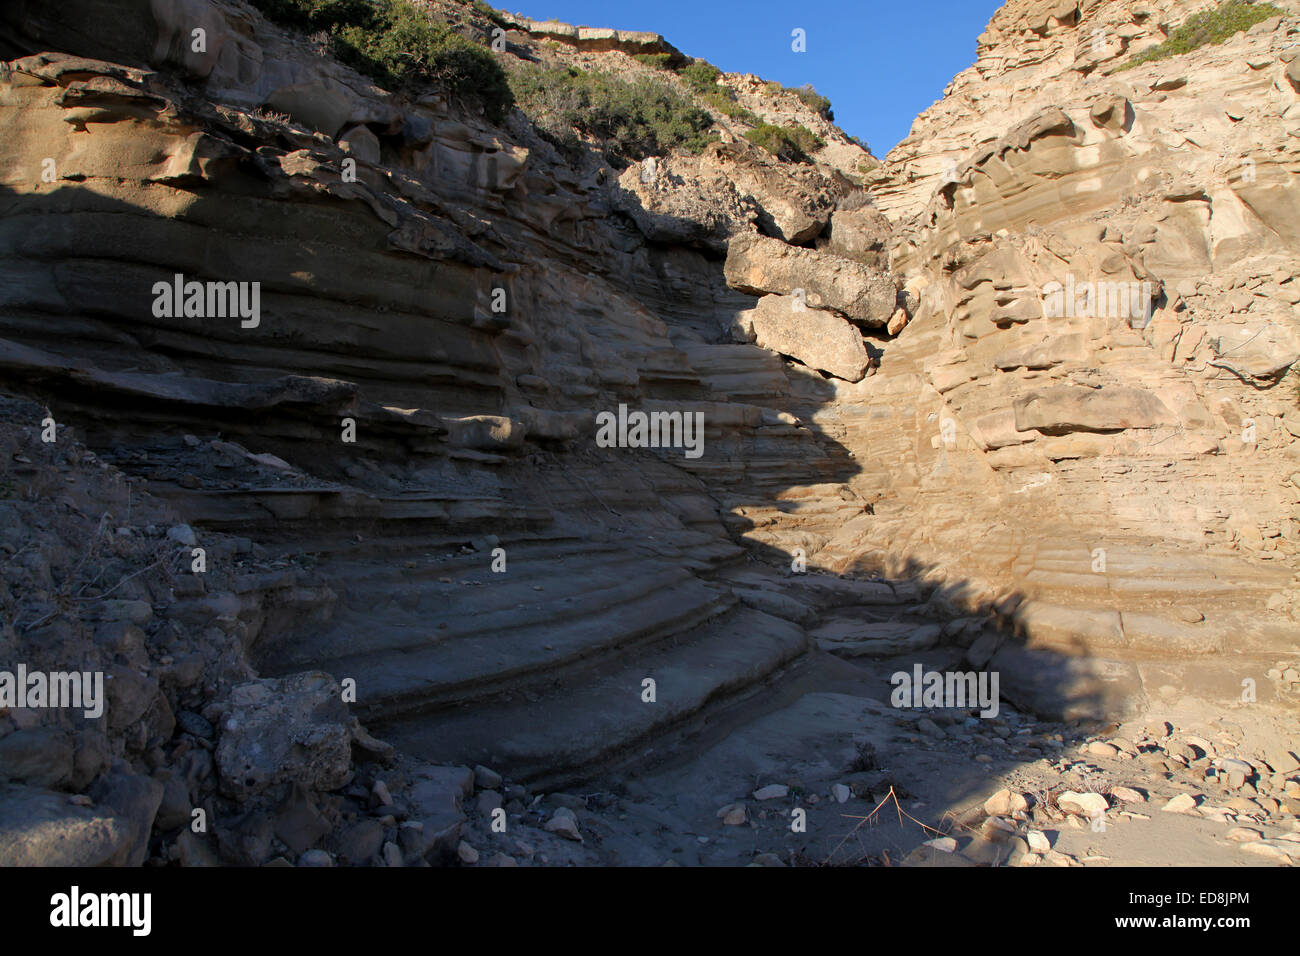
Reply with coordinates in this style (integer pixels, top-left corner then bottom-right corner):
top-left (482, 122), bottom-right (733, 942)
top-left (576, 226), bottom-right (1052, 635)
top-left (737, 294), bottom-right (870, 381)
top-left (215, 672), bottom-right (357, 799)
top-left (724, 232), bottom-right (896, 325)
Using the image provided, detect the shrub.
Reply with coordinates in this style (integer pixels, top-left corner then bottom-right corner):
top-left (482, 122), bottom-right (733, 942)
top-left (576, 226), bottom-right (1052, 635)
top-left (1116, 1), bottom-right (1285, 71)
top-left (250, 0), bottom-right (514, 122)
top-left (509, 65), bottom-right (718, 162)
top-left (676, 59), bottom-right (722, 93)
top-left (698, 89), bottom-right (759, 125)
top-left (468, 0), bottom-right (508, 28)
top-left (792, 82), bottom-right (832, 119)
top-left (633, 53), bottom-right (674, 70)
top-left (744, 122), bottom-right (824, 162)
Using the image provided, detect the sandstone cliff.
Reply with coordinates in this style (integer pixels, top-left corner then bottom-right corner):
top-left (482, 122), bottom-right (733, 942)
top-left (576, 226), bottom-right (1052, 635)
top-left (0, 0), bottom-right (1297, 869)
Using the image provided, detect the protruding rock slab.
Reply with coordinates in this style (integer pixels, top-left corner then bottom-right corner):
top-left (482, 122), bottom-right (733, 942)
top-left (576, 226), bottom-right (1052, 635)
top-left (724, 233), bottom-right (896, 325)
top-left (1013, 385), bottom-right (1178, 434)
top-left (738, 294), bottom-right (869, 382)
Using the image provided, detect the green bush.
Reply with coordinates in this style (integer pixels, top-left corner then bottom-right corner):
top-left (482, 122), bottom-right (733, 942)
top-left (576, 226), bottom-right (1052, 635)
top-left (744, 122), bottom-right (824, 163)
top-left (676, 59), bottom-right (722, 93)
top-left (468, 0), bottom-right (508, 28)
top-left (509, 65), bottom-right (718, 162)
top-left (698, 89), bottom-right (759, 125)
top-left (792, 82), bottom-right (832, 119)
top-left (633, 53), bottom-right (674, 70)
top-left (251, 0), bottom-right (514, 122)
top-left (1116, 1), bottom-right (1284, 71)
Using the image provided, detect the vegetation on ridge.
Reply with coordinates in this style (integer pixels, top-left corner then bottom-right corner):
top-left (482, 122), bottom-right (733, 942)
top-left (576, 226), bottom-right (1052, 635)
top-left (1116, 0), bottom-right (1285, 71)
top-left (507, 65), bottom-right (717, 163)
top-left (745, 122), bottom-right (825, 163)
top-left (250, 0), bottom-right (514, 122)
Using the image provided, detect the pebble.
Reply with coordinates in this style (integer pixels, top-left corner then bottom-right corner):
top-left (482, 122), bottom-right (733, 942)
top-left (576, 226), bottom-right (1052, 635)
top-left (1162, 793), bottom-right (1199, 814)
top-left (544, 810), bottom-right (583, 842)
top-left (176, 710), bottom-right (214, 739)
top-left (297, 849), bottom-right (333, 867)
top-left (752, 784), bottom-right (788, 801)
top-left (1057, 791), bottom-right (1109, 818)
top-left (717, 803), bottom-right (747, 826)
top-left (474, 765), bottom-right (503, 790)
top-left (983, 788), bottom-right (1028, 816)
top-left (1087, 741), bottom-right (1119, 757)
top-left (456, 841), bottom-right (479, 864)
top-left (917, 718), bottom-right (945, 738)
top-left (1226, 827), bottom-right (1262, 843)
top-left (1027, 830), bottom-right (1051, 853)
top-left (831, 784), bottom-right (851, 804)
top-left (167, 524), bottom-right (197, 547)
top-left (1110, 786), bottom-right (1146, 803)
top-left (922, 837), bottom-right (957, 853)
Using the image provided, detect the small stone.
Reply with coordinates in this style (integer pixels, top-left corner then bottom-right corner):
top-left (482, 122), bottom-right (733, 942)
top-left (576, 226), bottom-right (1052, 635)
top-left (1027, 830), bottom-right (1051, 853)
top-left (1226, 827), bottom-right (1262, 843)
top-left (753, 784), bottom-right (789, 801)
top-left (1217, 757), bottom-right (1253, 778)
top-left (1110, 786), bottom-right (1145, 803)
top-left (544, 810), bottom-right (583, 842)
top-left (752, 852), bottom-right (786, 867)
top-left (984, 788), bottom-right (1028, 816)
top-left (456, 841), bottom-right (479, 864)
top-left (831, 784), bottom-right (851, 804)
top-left (717, 802), bottom-right (747, 826)
top-left (382, 841), bottom-right (403, 867)
top-left (297, 849), bottom-right (333, 867)
top-left (1162, 793), bottom-right (1199, 814)
top-left (474, 765), bottom-right (503, 790)
top-left (917, 718), bottom-right (945, 738)
top-left (167, 524), bottom-right (198, 547)
top-left (1058, 791), bottom-right (1109, 818)
top-left (372, 780), bottom-right (393, 806)
top-left (1088, 741), bottom-right (1119, 757)
top-left (922, 837), bottom-right (957, 853)
top-left (176, 710), bottom-right (214, 739)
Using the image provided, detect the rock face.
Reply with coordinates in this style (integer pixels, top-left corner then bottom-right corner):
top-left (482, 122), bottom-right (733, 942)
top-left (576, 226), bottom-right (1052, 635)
top-left (0, 0), bottom-right (1298, 868)
top-left (851, 0), bottom-right (1300, 718)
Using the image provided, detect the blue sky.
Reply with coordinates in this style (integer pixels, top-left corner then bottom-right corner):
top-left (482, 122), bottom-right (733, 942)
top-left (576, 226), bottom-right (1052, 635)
top-left (509, 0), bottom-right (1005, 156)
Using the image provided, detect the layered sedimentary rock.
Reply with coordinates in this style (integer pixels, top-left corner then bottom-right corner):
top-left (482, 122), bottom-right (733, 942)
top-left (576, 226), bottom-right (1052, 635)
top-left (1, 0), bottom-right (1298, 867)
top-left (850, 0), bottom-right (1300, 717)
